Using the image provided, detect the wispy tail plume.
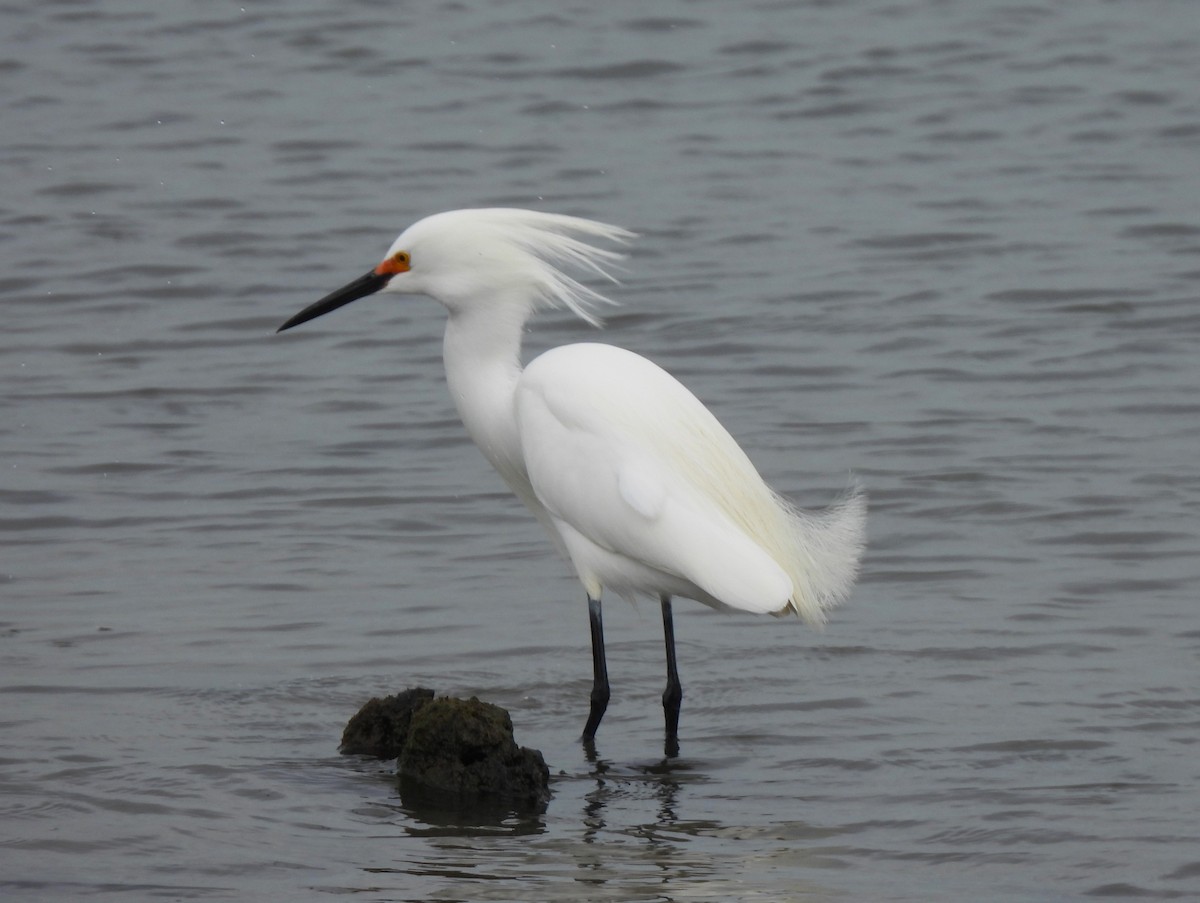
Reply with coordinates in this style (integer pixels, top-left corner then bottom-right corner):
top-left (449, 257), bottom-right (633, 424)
top-left (779, 485), bottom-right (867, 625)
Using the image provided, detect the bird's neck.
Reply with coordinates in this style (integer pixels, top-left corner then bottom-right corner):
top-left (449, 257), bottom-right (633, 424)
top-left (441, 303), bottom-right (531, 495)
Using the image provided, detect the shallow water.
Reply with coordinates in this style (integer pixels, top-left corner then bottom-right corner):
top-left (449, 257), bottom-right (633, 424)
top-left (3, 0), bottom-right (1200, 900)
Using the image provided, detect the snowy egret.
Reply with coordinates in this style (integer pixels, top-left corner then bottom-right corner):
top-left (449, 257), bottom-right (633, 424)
top-left (278, 208), bottom-right (865, 744)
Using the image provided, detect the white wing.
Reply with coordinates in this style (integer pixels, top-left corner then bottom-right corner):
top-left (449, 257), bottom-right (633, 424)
top-left (514, 343), bottom-right (794, 613)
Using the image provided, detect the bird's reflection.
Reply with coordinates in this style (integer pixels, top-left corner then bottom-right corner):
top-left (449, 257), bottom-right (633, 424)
top-left (579, 737), bottom-right (690, 845)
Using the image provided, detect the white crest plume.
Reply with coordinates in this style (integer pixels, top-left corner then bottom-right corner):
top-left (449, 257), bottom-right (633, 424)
top-left (408, 208), bottom-right (635, 326)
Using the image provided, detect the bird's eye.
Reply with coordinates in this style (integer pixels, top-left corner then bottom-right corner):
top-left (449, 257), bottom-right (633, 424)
top-left (393, 251), bottom-right (410, 265)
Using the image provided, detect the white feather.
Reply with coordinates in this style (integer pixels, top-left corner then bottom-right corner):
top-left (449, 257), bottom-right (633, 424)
top-left (366, 208), bottom-right (865, 622)
top-left (389, 208), bottom-right (633, 326)
top-left (516, 343), bottom-right (864, 622)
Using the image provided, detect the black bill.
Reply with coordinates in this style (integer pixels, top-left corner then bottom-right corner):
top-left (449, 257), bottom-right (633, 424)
top-left (277, 269), bottom-right (392, 333)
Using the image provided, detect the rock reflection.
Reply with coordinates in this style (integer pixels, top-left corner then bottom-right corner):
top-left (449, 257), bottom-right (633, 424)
top-left (371, 745), bottom-right (735, 898)
top-left (396, 791), bottom-right (548, 837)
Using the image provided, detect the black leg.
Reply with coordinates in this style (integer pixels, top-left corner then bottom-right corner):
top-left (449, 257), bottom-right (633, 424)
top-left (661, 595), bottom-right (682, 742)
top-left (582, 595), bottom-right (610, 740)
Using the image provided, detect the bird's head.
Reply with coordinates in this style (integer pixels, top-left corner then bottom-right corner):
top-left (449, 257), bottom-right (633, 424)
top-left (277, 208), bottom-right (633, 333)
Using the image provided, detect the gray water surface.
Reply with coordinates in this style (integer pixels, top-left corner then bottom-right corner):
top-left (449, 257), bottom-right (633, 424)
top-left (3, 1), bottom-right (1200, 900)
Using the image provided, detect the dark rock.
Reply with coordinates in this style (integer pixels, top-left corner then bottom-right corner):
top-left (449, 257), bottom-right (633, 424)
top-left (340, 690), bottom-right (551, 812)
top-left (339, 687), bottom-right (434, 758)
top-left (398, 696), bottom-right (550, 808)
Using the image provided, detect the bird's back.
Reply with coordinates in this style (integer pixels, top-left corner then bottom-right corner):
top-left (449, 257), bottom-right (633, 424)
top-left (515, 343), bottom-right (864, 621)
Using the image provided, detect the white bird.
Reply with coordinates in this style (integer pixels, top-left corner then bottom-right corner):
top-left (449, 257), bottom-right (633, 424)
top-left (278, 208), bottom-right (865, 746)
